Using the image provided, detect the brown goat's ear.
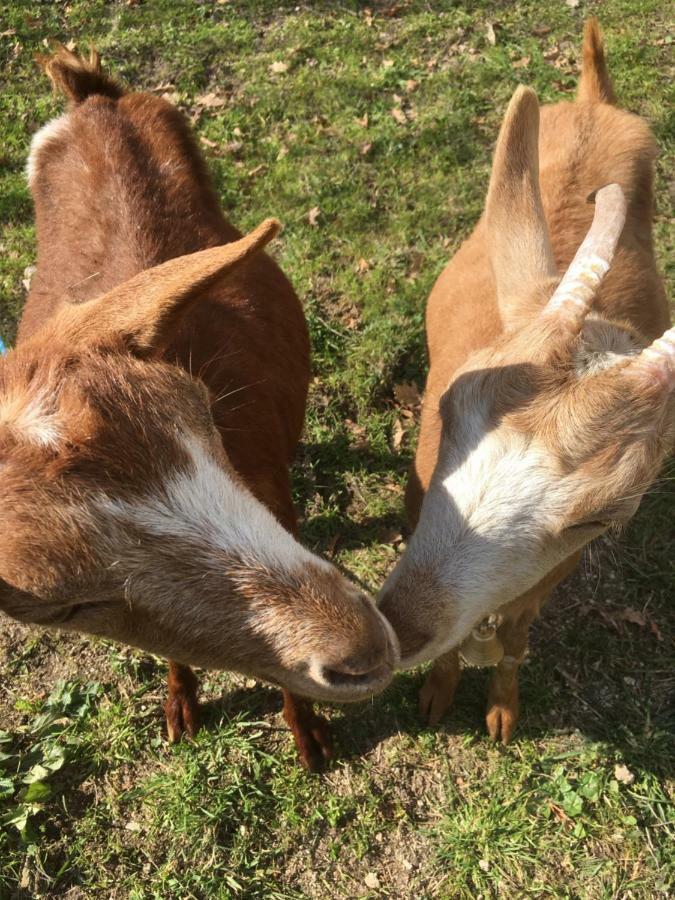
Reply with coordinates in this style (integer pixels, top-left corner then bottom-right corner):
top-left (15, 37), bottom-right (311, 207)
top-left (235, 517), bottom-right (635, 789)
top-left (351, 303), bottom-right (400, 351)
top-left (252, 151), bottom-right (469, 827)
top-left (50, 218), bottom-right (280, 356)
top-left (485, 86), bottom-right (557, 317)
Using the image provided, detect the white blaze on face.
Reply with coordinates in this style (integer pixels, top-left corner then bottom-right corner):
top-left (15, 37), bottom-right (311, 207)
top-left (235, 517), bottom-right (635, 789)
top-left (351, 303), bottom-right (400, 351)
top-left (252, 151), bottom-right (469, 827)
top-left (99, 435), bottom-right (331, 575)
top-left (387, 418), bottom-right (581, 666)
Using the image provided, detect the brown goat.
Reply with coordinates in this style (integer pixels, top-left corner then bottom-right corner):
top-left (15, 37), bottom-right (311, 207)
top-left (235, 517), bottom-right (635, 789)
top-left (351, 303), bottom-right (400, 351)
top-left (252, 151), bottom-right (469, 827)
top-left (379, 20), bottom-right (673, 741)
top-left (0, 46), bottom-right (398, 771)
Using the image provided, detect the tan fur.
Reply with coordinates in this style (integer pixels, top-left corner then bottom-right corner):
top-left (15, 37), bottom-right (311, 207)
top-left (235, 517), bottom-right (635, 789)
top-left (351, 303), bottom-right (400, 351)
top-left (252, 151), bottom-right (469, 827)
top-left (380, 20), bottom-right (672, 741)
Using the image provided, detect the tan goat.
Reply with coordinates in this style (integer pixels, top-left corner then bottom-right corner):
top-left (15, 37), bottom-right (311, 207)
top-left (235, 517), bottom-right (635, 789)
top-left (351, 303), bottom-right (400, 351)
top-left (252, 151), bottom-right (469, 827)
top-left (379, 19), bottom-right (673, 741)
top-left (0, 46), bottom-right (398, 770)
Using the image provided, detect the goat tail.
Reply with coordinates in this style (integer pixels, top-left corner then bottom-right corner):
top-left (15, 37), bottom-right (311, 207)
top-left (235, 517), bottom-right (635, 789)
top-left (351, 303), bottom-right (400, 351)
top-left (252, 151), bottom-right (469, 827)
top-left (577, 18), bottom-right (616, 105)
top-left (36, 42), bottom-right (124, 104)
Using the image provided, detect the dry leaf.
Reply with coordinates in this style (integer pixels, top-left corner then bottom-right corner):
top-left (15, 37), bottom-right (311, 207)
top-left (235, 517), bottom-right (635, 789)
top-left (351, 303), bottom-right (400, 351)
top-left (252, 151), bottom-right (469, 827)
top-left (247, 164), bottom-right (267, 177)
top-left (544, 46), bottom-right (561, 61)
top-left (512, 56), bottom-right (530, 69)
top-left (326, 533), bottom-right (341, 558)
top-left (394, 381), bottom-right (421, 408)
top-left (618, 607), bottom-right (647, 628)
top-left (478, 859), bottom-right (490, 872)
top-left (364, 872), bottom-right (380, 889)
top-left (391, 107), bottom-right (407, 125)
top-left (364, 8), bottom-right (374, 27)
top-left (269, 61), bottom-right (289, 74)
top-left (360, 141), bottom-right (373, 156)
top-left (356, 113), bottom-right (369, 128)
top-left (22, 265), bottom-right (36, 293)
top-left (614, 764), bottom-right (635, 785)
top-left (357, 257), bottom-right (370, 274)
top-left (485, 22), bottom-right (496, 46)
top-left (392, 418), bottom-right (405, 450)
top-left (405, 78), bottom-right (419, 93)
top-left (532, 24), bottom-right (552, 35)
top-left (382, 58), bottom-right (394, 69)
top-left (549, 801), bottom-right (573, 827)
top-left (199, 136), bottom-right (218, 149)
top-left (195, 91), bottom-right (226, 109)
top-left (566, 0), bottom-right (580, 7)
top-left (308, 206), bottom-right (321, 226)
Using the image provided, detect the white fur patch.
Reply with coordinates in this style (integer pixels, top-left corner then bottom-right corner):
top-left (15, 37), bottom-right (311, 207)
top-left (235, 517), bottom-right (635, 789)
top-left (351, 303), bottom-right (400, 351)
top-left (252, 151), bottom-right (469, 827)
top-left (98, 434), bottom-right (330, 575)
top-left (383, 405), bottom-right (583, 667)
top-left (26, 115), bottom-right (70, 186)
top-left (0, 387), bottom-right (62, 448)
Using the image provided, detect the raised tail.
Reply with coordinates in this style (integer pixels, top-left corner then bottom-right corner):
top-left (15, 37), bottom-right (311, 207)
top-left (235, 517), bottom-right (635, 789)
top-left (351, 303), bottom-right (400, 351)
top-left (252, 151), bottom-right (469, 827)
top-left (577, 18), bottom-right (616, 104)
top-left (35, 42), bottom-right (123, 104)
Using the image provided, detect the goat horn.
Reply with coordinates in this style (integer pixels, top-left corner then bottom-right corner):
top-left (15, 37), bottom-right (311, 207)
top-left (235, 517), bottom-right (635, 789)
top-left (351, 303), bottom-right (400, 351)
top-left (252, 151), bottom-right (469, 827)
top-left (630, 327), bottom-right (675, 390)
top-left (543, 183), bottom-right (626, 331)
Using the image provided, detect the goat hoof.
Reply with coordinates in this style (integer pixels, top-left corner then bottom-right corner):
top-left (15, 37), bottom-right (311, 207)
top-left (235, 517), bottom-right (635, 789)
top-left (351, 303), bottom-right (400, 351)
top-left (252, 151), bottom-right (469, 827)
top-left (295, 713), bottom-right (334, 773)
top-left (165, 692), bottom-right (200, 743)
top-left (419, 671), bottom-right (455, 725)
top-left (485, 702), bottom-right (518, 745)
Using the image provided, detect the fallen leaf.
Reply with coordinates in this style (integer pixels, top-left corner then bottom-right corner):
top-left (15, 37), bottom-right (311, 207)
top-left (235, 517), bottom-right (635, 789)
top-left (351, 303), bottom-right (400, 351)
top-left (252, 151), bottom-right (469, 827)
top-left (485, 22), bottom-right (496, 46)
top-left (544, 46), bottom-right (561, 61)
top-left (549, 801), bottom-right (573, 827)
top-left (382, 58), bottom-right (394, 69)
top-left (0, 29), bottom-right (17, 37)
top-left (478, 859), bottom-right (490, 872)
top-left (357, 257), bottom-right (370, 274)
top-left (618, 607), bottom-right (647, 628)
top-left (345, 418), bottom-right (368, 449)
top-left (405, 78), bottom-right (419, 93)
top-left (614, 764), bottom-right (635, 785)
top-left (532, 24), bottom-right (552, 35)
top-left (565, 0), bottom-right (580, 7)
top-left (391, 107), bottom-right (407, 125)
top-left (364, 872), bottom-right (380, 889)
top-left (394, 381), bottom-right (421, 408)
top-left (391, 417), bottom-right (405, 450)
top-left (326, 533), bottom-right (341, 558)
top-left (356, 113), bottom-right (369, 127)
top-left (360, 141), bottom-right (373, 155)
top-left (364, 8), bottom-right (374, 28)
top-left (512, 56), bottom-right (530, 69)
top-left (22, 265), bottom-right (36, 293)
top-left (199, 136), bottom-right (218, 149)
top-left (276, 145), bottom-right (288, 160)
top-left (308, 206), bottom-right (321, 226)
top-left (269, 61), bottom-right (289, 74)
top-left (194, 91), bottom-right (226, 109)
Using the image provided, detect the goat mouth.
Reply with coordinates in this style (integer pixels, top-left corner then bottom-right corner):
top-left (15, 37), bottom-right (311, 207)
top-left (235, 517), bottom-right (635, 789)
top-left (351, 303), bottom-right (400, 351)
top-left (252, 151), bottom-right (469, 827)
top-left (304, 662), bottom-right (394, 701)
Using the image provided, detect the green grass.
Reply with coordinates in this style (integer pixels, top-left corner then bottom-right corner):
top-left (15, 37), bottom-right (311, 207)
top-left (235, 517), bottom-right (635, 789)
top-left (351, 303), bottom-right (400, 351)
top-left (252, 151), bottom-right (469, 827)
top-left (1, 1), bottom-right (673, 897)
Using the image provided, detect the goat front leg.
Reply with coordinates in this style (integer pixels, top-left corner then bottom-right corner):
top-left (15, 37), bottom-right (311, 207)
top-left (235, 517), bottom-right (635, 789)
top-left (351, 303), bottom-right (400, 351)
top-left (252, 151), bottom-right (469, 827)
top-left (419, 648), bottom-right (462, 725)
top-left (165, 660), bottom-right (200, 743)
top-left (485, 608), bottom-right (538, 744)
top-left (282, 690), bottom-right (333, 772)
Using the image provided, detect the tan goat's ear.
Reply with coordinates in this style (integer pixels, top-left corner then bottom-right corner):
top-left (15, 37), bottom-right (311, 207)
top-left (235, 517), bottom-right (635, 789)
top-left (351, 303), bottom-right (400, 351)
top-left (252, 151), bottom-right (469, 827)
top-left (485, 86), bottom-right (557, 315)
top-left (51, 218), bottom-right (280, 356)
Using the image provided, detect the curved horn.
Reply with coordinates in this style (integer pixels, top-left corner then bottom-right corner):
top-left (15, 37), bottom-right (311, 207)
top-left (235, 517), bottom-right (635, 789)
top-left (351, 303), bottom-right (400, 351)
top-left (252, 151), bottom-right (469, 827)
top-left (629, 327), bottom-right (675, 390)
top-left (543, 183), bottom-right (626, 331)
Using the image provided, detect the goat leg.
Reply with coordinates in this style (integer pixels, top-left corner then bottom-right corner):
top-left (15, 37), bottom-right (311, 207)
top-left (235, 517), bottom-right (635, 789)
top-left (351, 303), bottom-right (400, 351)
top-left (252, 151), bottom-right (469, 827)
top-left (282, 690), bottom-right (333, 772)
top-left (485, 606), bottom-right (538, 744)
top-left (165, 660), bottom-right (200, 743)
top-left (419, 648), bottom-right (462, 725)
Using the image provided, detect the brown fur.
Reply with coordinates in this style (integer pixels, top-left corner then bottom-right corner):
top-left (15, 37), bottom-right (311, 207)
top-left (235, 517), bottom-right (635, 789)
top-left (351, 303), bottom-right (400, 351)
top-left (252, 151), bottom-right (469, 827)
top-left (1, 46), bottom-right (398, 770)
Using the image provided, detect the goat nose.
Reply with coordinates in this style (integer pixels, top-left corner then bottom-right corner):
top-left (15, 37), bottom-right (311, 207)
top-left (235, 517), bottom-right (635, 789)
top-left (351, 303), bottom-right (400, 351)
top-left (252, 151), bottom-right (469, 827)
top-left (320, 657), bottom-right (391, 688)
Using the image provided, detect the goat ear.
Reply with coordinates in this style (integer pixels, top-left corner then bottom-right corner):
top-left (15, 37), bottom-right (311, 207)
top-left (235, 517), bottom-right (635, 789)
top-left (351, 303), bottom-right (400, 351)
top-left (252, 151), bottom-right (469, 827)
top-left (51, 218), bottom-right (280, 356)
top-left (485, 86), bottom-right (557, 315)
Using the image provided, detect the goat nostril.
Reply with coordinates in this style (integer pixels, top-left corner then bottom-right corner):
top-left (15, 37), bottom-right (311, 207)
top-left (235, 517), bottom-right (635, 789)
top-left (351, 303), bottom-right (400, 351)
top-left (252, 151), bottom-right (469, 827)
top-left (321, 661), bottom-right (389, 688)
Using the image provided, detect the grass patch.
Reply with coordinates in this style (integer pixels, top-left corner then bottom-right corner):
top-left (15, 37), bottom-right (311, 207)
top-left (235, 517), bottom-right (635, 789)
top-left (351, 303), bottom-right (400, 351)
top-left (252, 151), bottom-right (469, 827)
top-left (0, 1), bottom-right (673, 897)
